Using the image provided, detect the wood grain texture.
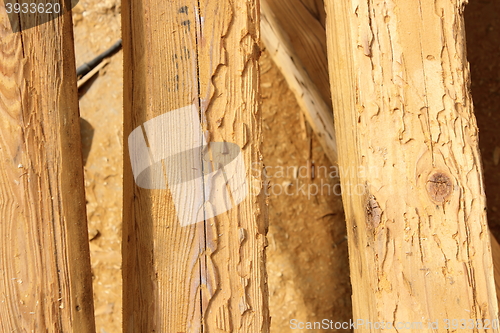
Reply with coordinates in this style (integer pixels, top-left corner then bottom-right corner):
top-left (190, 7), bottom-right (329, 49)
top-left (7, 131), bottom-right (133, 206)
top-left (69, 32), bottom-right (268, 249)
top-left (325, 0), bottom-right (498, 331)
top-left (261, 0), bottom-right (337, 164)
top-left (298, 0), bottom-right (326, 28)
top-left (122, 0), bottom-right (269, 332)
top-left (0, 2), bottom-right (95, 332)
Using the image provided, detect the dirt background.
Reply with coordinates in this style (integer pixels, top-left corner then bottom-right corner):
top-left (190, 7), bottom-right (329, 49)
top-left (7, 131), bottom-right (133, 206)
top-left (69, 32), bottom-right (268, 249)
top-left (73, 1), bottom-right (123, 331)
top-left (72, 1), bottom-right (500, 332)
top-left (464, 0), bottom-right (500, 238)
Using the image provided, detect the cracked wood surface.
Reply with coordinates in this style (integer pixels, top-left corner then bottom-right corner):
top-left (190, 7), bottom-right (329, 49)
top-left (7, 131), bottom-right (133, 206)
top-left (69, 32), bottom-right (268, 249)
top-left (325, 0), bottom-right (498, 331)
top-left (122, 0), bottom-right (269, 332)
top-left (0, 3), bottom-right (96, 332)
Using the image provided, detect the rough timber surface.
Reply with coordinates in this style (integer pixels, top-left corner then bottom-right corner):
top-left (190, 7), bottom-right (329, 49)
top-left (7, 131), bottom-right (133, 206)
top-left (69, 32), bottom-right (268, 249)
top-left (0, 2), bottom-right (95, 332)
top-left (122, 0), bottom-right (269, 331)
top-left (325, 0), bottom-right (499, 331)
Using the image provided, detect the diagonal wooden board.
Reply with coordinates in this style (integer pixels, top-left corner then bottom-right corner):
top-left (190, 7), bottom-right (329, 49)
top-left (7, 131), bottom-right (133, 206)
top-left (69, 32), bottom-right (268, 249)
top-left (261, 0), bottom-right (337, 164)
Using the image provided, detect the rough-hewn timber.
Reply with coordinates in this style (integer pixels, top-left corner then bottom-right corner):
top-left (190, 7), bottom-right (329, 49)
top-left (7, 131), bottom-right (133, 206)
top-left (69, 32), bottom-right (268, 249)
top-left (325, 0), bottom-right (499, 331)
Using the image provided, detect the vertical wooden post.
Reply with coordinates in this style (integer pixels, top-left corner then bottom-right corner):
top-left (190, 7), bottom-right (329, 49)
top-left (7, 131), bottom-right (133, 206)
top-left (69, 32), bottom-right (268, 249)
top-left (325, 0), bottom-right (498, 330)
top-left (0, 2), bottom-right (96, 332)
top-left (122, 0), bottom-right (269, 332)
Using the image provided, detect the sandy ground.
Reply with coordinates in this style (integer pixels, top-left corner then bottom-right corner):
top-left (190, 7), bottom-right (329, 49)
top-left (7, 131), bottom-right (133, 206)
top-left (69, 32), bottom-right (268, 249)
top-left (73, 1), bottom-right (123, 331)
top-left (73, 1), bottom-right (500, 332)
top-left (260, 50), bottom-right (352, 332)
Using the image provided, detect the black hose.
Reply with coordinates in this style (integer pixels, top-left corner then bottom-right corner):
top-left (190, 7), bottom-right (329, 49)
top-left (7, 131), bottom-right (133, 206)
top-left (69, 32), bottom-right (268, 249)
top-left (76, 39), bottom-right (122, 78)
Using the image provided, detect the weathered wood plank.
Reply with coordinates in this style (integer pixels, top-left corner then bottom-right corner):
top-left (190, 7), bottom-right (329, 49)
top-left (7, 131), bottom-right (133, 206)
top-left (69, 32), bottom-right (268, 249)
top-left (0, 2), bottom-right (95, 332)
top-left (122, 0), bottom-right (269, 331)
top-left (325, 0), bottom-right (499, 331)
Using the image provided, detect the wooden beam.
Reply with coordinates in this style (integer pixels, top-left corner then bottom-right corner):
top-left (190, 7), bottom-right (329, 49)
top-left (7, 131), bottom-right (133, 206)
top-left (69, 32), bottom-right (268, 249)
top-left (261, 0), bottom-right (337, 163)
top-left (325, 0), bottom-right (498, 330)
top-left (122, 0), bottom-right (269, 331)
top-left (262, 0), bottom-right (330, 105)
top-left (0, 3), bottom-right (95, 332)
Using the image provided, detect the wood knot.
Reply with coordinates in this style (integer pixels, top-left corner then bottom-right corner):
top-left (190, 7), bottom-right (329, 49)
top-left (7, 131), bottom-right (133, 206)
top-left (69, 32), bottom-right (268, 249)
top-left (426, 171), bottom-right (453, 203)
